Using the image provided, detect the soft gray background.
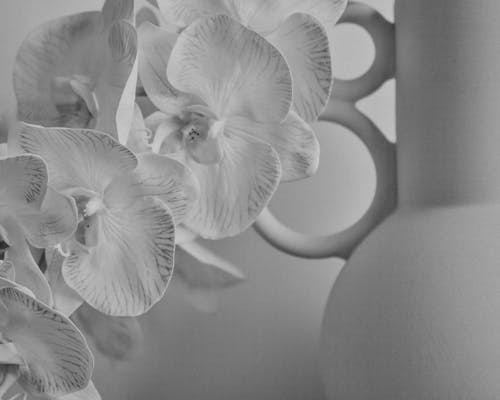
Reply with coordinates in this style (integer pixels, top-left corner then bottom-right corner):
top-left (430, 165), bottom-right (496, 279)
top-left (0, 1), bottom-right (394, 399)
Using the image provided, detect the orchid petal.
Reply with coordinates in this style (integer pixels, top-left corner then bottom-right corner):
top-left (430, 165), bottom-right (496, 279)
top-left (0, 261), bottom-right (15, 282)
top-left (267, 13), bottom-right (332, 122)
top-left (0, 287), bottom-right (93, 397)
top-left (175, 225), bottom-right (198, 245)
top-left (0, 365), bottom-right (20, 399)
top-left (100, 20), bottom-right (138, 143)
top-left (136, 3), bottom-right (164, 28)
top-left (226, 111), bottom-right (319, 182)
top-left (18, 188), bottom-right (78, 249)
top-left (0, 343), bottom-right (22, 365)
top-left (1, 218), bottom-right (52, 305)
top-left (138, 22), bottom-right (193, 113)
top-left (105, 153), bottom-right (199, 224)
top-left (175, 239), bottom-right (245, 312)
top-left (45, 248), bottom-right (83, 317)
top-left (184, 130), bottom-right (280, 239)
top-left (176, 240), bottom-right (245, 297)
top-left (167, 15), bottom-right (292, 122)
top-left (0, 155), bottom-right (47, 210)
top-left (14, 11), bottom-right (137, 136)
top-left (158, 0), bottom-right (282, 33)
top-left (73, 302), bottom-right (143, 362)
top-left (145, 112), bottom-right (184, 154)
top-left (125, 104), bottom-right (151, 153)
top-left (62, 196), bottom-right (175, 316)
top-left (18, 124), bottom-right (137, 194)
top-left (280, 0), bottom-right (347, 40)
top-left (14, 12), bottom-right (100, 128)
top-left (157, 0), bottom-right (226, 28)
top-left (102, 0), bottom-right (134, 28)
top-left (58, 380), bottom-right (101, 400)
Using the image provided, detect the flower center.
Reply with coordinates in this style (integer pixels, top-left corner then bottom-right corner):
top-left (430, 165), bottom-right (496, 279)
top-left (74, 195), bottom-right (104, 248)
top-left (181, 112), bottom-right (225, 165)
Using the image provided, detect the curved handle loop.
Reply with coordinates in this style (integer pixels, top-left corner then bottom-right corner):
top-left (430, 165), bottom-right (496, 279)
top-left (333, 1), bottom-right (395, 102)
top-left (254, 100), bottom-right (397, 260)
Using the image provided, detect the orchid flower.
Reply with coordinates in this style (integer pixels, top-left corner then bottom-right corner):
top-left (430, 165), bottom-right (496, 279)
top-left (0, 155), bottom-right (77, 305)
top-left (0, 277), bottom-right (93, 399)
top-left (138, 16), bottom-right (322, 238)
top-left (155, 0), bottom-right (347, 122)
top-left (18, 124), bottom-right (199, 317)
top-left (14, 0), bottom-right (137, 144)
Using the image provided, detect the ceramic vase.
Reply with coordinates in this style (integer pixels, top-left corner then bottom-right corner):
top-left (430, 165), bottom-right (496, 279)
top-left (320, 0), bottom-right (500, 398)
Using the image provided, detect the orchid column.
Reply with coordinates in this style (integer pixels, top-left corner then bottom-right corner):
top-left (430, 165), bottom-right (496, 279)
top-left (320, 0), bottom-right (500, 398)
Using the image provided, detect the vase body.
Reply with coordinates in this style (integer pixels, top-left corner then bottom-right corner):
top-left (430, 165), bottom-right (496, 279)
top-left (320, 0), bottom-right (500, 398)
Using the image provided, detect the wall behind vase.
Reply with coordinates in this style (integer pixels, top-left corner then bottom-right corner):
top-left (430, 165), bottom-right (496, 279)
top-left (0, 1), bottom-right (394, 399)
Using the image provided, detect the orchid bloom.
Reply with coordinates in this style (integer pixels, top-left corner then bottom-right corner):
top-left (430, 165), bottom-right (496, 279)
top-left (13, 0), bottom-right (138, 144)
top-left (0, 155), bottom-right (77, 305)
top-left (138, 15), bottom-right (321, 238)
top-left (0, 277), bottom-right (93, 399)
top-left (18, 124), bottom-right (199, 317)
top-left (155, 0), bottom-right (347, 122)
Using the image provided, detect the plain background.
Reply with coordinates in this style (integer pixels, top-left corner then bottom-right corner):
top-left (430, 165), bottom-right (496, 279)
top-left (0, 1), bottom-right (394, 399)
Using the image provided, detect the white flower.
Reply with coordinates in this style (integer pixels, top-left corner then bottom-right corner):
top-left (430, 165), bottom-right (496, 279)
top-left (138, 15), bottom-right (321, 238)
top-left (156, 0), bottom-right (347, 121)
top-left (19, 124), bottom-right (198, 316)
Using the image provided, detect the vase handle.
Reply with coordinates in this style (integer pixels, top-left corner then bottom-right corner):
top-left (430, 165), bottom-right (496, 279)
top-left (253, 1), bottom-right (397, 260)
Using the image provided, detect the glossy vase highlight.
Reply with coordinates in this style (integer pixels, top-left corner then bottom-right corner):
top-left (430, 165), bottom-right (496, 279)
top-left (320, 0), bottom-right (500, 398)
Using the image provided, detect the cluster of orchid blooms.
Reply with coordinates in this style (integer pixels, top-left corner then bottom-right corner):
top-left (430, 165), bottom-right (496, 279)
top-left (0, 0), bottom-right (346, 398)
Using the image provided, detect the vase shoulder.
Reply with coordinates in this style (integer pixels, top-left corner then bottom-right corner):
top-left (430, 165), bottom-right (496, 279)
top-left (321, 204), bottom-right (500, 399)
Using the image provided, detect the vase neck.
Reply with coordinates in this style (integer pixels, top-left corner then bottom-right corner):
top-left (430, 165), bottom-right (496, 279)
top-left (396, 0), bottom-right (500, 206)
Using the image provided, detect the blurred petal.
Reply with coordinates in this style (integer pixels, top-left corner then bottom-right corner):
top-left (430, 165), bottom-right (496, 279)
top-left (0, 260), bottom-right (15, 281)
top-left (105, 153), bottom-right (199, 224)
top-left (14, 11), bottom-right (137, 136)
top-left (126, 104), bottom-right (151, 153)
top-left (175, 240), bottom-right (245, 312)
top-left (267, 13), bottom-right (332, 122)
top-left (157, 0), bottom-right (282, 33)
top-left (14, 12), bottom-right (100, 128)
top-left (0, 343), bottom-right (21, 365)
top-left (136, 3), bottom-right (164, 27)
top-left (175, 225), bottom-right (197, 245)
top-left (226, 111), bottom-right (319, 182)
top-left (157, 0), bottom-right (226, 27)
top-left (102, 0), bottom-right (134, 28)
top-left (280, 0), bottom-right (347, 39)
top-left (2, 217), bottom-right (52, 305)
top-left (62, 197), bottom-right (175, 316)
top-left (0, 288), bottom-right (93, 397)
top-left (58, 380), bottom-right (101, 400)
top-left (0, 155), bottom-right (47, 210)
top-left (138, 22), bottom-right (193, 113)
top-left (176, 240), bottom-right (245, 289)
top-left (167, 15), bottom-right (292, 122)
top-left (18, 124), bottom-right (137, 194)
top-left (72, 302), bottom-right (143, 362)
top-left (18, 188), bottom-right (78, 249)
top-left (45, 248), bottom-right (83, 317)
top-left (100, 20), bottom-right (138, 143)
top-left (185, 130), bottom-right (280, 239)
